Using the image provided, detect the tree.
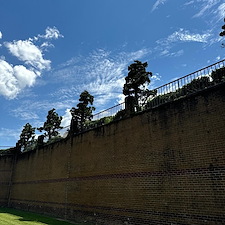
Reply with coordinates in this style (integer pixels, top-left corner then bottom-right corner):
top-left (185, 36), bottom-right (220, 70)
top-left (219, 18), bottom-right (225, 37)
top-left (70, 90), bottom-right (95, 133)
top-left (38, 108), bottom-right (62, 140)
top-left (123, 60), bottom-right (154, 110)
top-left (18, 123), bottom-right (35, 150)
top-left (220, 18), bottom-right (225, 47)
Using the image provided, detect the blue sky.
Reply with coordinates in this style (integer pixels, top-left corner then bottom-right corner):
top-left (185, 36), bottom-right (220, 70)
top-left (0, 0), bottom-right (224, 148)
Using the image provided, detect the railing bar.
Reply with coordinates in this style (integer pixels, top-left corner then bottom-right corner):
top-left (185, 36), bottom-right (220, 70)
top-left (93, 103), bottom-right (124, 117)
top-left (155, 59), bottom-right (225, 90)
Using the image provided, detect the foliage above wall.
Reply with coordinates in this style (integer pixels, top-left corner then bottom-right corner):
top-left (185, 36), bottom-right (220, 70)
top-left (1, 61), bottom-right (225, 156)
top-left (70, 90), bottom-right (95, 135)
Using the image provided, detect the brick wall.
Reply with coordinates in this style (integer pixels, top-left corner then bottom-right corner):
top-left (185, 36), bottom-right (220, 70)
top-left (0, 155), bottom-right (14, 206)
top-left (1, 84), bottom-right (225, 224)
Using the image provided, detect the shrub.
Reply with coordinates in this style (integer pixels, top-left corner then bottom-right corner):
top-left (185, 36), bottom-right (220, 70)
top-left (211, 67), bottom-right (225, 84)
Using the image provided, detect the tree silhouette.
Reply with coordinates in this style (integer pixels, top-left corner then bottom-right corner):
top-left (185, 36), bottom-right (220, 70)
top-left (220, 18), bottom-right (225, 47)
top-left (70, 90), bottom-right (95, 133)
top-left (123, 60), bottom-right (154, 109)
top-left (18, 123), bottom-right (35, 150)
top-left (220, 18), bottom-right (225, 37)
top-left (38, 108), bottom-right (62, 140)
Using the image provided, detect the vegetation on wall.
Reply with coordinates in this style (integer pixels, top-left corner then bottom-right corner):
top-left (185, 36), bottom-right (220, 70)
top-left (147, 68), bottom-right (225, 108)
top-left (211, 67), bottom-right (225, 83)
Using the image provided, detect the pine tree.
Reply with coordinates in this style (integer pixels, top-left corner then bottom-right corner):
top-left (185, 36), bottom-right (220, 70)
top-left (19, 123), bottom-right (35, 149)
top-left (123, 60), bottom-right (153, 109)
top-left (38, 108), bottom-right (62, 140)
top-left (70, 91), bottom-right (95, 133)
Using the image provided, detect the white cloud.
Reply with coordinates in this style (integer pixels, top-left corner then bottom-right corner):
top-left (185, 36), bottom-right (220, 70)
top-left (61, 109), bottom-right (72, 128)
top-left (40, 42), bottom-right (54, 50)
top-left (0, 27), bottom-right (61, 99)
top-left (50, 48), bottom-right (156, 110)
top-left (0, 31), bottom-right (2, 39)
top-left (11, 99), bottom-right (74, 122)
top-left (193, 0), bottom-right (221, 18)
top-left (13, 65), bottom-right (37, 88)
top-left (0, 60), bottom-right (19, 99)
top-left (166, 29), bottom-right (211, 43)
top-left (160, 49), bottom-right (184, 57)
top-left (155, 28), bottom-right (211, 58)
top-left (184, 0), bottom-right (223, 20)
top-left (216, 3), bottom-right (225, 21)
top-left (157, 29), bottom-right (211, 45)
top-left (152, 0), bottom-right (168, 12)
top-left (0, 59), bottom-right (39, 99)
top-left (184, 1), bottom-right (194, 6)
top-left (5, 40), bottom-right (51, 70)
top-left (38, 27), bottom-right (64, 40)
top-left (0, 128), bottom-right (20, 141)
top-left (216, 56), bottom-right (221, 61)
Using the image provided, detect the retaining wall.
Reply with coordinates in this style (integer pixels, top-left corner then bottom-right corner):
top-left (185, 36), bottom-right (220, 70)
top-left (1, 84), bottom-right (225, 224)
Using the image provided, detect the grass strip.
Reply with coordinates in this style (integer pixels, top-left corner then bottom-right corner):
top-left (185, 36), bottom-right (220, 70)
top-left (0, 207), bottom-right (83, 225)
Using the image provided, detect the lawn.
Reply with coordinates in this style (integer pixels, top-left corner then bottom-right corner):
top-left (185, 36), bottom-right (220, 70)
top-left (0, 207), bottom-right (86, 225)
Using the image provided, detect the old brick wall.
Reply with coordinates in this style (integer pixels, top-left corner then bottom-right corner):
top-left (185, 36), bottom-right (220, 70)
top-left (1, 84), bottom-right (225, 224)
top-left (0, 155), bottom-right (14, 206)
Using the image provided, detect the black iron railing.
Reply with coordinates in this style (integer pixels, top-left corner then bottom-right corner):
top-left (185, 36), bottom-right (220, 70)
top-left (81, 58), bottom-right (225, 128)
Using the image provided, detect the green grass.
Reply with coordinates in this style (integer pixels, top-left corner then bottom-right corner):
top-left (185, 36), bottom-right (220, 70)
top-left (0, 207), bottom-right (83, 225)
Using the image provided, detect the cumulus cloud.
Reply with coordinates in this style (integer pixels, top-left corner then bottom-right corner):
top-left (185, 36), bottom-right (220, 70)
top-left (152, 0), bottom-right (168, 12)
top-left (40, 42), bottom-right (54, 50)
top-left (0, 27), bottom-right (62, 99)
top-left (5, 40), bottom-right (51, 70)
top-left (0, 59), bottom-right (38, 99)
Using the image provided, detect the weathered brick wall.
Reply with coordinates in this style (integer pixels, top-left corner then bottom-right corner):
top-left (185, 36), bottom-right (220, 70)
top-left (1, 84), bottom-right (225, 224)
top-left (0, 155), bottom-right (14, 206)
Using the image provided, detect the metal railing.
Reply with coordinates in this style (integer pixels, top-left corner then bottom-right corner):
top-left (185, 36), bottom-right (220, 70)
top-left (92, 102), bottom-right (125, 121)
top-left (83, 59), bottom-right (225, 125)
top-left (57, 59), bottom-right (225, 136)
top-left (145, 59), bottom-right (225, 109)
top-left (32, 58), bottom-right (225, 140)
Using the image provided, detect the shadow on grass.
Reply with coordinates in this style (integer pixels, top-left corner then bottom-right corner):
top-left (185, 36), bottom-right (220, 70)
top-left (0, 207), bottom-right (90, 225)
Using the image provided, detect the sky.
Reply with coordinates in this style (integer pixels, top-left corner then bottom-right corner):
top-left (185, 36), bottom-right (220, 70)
top-left (0, 0), bottom-right (225, 148)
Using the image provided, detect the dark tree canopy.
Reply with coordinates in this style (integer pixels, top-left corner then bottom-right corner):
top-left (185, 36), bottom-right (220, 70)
top-left (70, 90), bottom-right (95, 133)
top-left (219, 18), bottom-right (225, 37)
top-left (123, 60), bottom-right (153, 108)
top-left (18, 123), bottom-right (35, 149)
top-left (38, 108), bottom-right (62, 140)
